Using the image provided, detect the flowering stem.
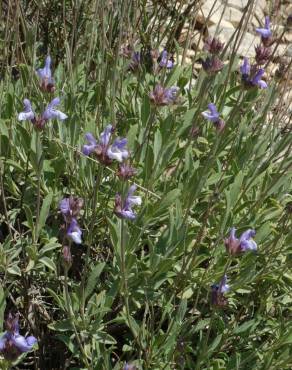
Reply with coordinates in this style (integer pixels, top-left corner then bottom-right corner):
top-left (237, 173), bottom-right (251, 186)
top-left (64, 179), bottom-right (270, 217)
top-left (194, 309), bottom-right (217, 370)
top-left (120, 218), bottom-right (129, 309)
top-left (64, 266), bottom-right (92, 370)
top-left (81, 165), bottom-right (103, 319)
top-left (0, 162), bottom-right (13, 239)
top-left (34, 130), bottom-right (42, 243)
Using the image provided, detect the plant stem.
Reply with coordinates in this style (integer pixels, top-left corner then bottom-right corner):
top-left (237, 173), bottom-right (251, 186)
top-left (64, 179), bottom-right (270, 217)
top-left (81, 165), bottom-right (104, 319)
top-left (64, 267), bottom-right (92, 370)
top-left (120, 218), bottom-right (130, 315)
top-left (194, 309), bottom-right (216, 370)
top-left (34, 130), bottom-right (42, 243)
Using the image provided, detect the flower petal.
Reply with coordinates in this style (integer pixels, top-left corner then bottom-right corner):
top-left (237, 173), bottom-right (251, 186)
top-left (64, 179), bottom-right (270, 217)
top-left (241, 239), bottom-right (257, 251)
top-left (85, 132), bottom-right (97, 146)
top-left (12, 334), bottom-right (35, 352)
top-left (255, 28), bottom-right (272, 38)
top-left (0, 334), bottom-right (7, 351)
top-left (43, 98), bottom-right (67, 121)
top-left (100, 125), bottom-right (113, 146)
top-left (18, 99), bottom-right (35, 121)
top-left (59, 198), bottom-right (70, 215)
top-left (240, 57), bottom-right (250, 76)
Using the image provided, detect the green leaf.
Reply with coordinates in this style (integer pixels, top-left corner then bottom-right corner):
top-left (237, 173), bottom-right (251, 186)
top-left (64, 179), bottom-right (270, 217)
top-left (7, 265), bottom-right (22, 276)
top-left (233, 319), bottom-right (257, 334)
top-left (36, 192), bottom-right (53, 239)
top-left (229, 170), bottom-right (244, 207)
top-left (0, 286), bottom-right (6, 328)
top-left (85, 262), bottom-right (106, 300)
top-left (38, 257), bottom-right (56, 272)
top-left (153, 189), bottom-right (181, 217)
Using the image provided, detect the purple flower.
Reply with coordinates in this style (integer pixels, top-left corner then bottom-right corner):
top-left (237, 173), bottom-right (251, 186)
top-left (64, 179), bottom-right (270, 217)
top-left (59, 196), bottom-right (84, 222)
top-left (0, 314), bottom-right (37, 361)
top-left (18, 97), bottom-right (67, 129)
top-left (82, 133), bottom-right (98, 155)
top-left (114, 185), bottom-right (142, 220)
top-left (202, 103), bottom-right (220, 122)
top-left (67, 218), bottom-right (82, 244)
top-left (82, 125), bottom-right (129, 165)
top-left (18, 99), bottom-right (35, 122)
top-left (59, 196), bottom-right (83, 244)
top-left (202, 103), bottom-right (225, 131)
top-left (37, 55), bottom-right (55, 92)
top-left (256, 16), bottom-right (272, 39)
top-left (128, 52), bottom-right (141, 71)
top-left (219, 274), bottom-right (230, 293)
top-left (107, 138), bottom-right (129, 162)
top-left (240, 58), bottom-right (268, 89)
top-left (240, 57), bottom-right (250, 77)
top-left (99, 124), bottom-right (112, 147)
top-left (251, 69), bottom-right (268, 89)
top-left (211, 275), bottom-right (229, 307)
top-left (159, 50), bottom-right (174, 69)
top-left (42, 97), bottom-right (68, 121)
top-left (149, 84), bottom-right (179, 106)
top-left (225, 227), bottom-right (257, 255)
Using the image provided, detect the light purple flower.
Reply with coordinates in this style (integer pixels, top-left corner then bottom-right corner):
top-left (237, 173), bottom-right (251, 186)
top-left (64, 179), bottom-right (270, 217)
top-left (18, 99), bottom-right (35, 122)
top-left (59, 196), bottom-right (83, 221)
top-left (100, 125), bottom-right (113, 147)
top-left (107, 138), bottom-right (129, 162)
top-left (202, 103), bottom-right (220, 122)
top-left (219, 274), bottom-right (230, 293)
top-left (82, 125), bottom-right (129, 165)
top-left (82, 133), bottom-right (98, 155)
top-left (37, 55), bottom-right (53, 82)
top-left (240, 57), bottom-right (250, 77)
top-left (240, 58), bottom-right (267, 89)
top-left (164, 86), bottom-right (179, 103)
top-left (67, 218), bottom-right (82, 244)
top-left (256, 16), bottom-right (272, 39)
top-left (202, 103), bottom-right (225, 131)
top-left (251, 69), bottom-right (267, 89)
top-left (128, 52), bottom-right (141, 71)
top-left (149, 84), bottom-right (179, 106)
top-left (18, 97), bottom-right (67, 129)
top-left (114, 185), bottom-right (142, 220)
top-left (159, 50), bottom-right (174, 69)
top-left (0, 314), bottom-right (37, 361)
top-left (42, 97), bottom-right (68, 121)
top-left (211, 275), bottom-right (229, 306)
top-left (225, 227), bottom-right (257, 255)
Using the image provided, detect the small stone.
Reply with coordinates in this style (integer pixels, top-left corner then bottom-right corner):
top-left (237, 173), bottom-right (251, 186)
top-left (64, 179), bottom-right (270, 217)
top-left (284, 44), bottom-right (292, 57)
top-left (200, 0), bottom-right (227, 25)
top-left (177, 55), bottom-right (192, 65)
top-left (284, 31), bottom-right (292, 43)
top-left (226, 0), bottom-right (249, 10)
top-left (224, 7), bottom-right (243, 26)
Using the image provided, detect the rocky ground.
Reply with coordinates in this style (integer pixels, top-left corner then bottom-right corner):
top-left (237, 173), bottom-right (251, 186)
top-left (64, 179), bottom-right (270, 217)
top-left (176, 0), bottom-right (291, 124)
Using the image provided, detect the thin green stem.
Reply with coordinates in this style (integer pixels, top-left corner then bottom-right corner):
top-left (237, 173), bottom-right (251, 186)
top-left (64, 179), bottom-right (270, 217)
top-left (34, 130), bottom-right (42, 244)
top-left (81, 165), bottom-right (104, 319)
top-left (120, 218), bottom-right (130, 315)
top-left (64, 267), bottom-right (92, 370)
